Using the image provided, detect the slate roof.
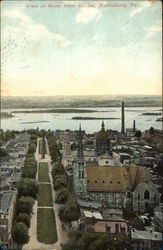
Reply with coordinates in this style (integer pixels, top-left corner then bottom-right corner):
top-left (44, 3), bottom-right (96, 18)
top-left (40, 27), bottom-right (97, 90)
top-left (0, 190), bottom-right (16, 214)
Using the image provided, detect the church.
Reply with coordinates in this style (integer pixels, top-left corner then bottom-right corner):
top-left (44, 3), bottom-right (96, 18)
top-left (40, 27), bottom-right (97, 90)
top-left (72, 123), bottom-right (160, 212)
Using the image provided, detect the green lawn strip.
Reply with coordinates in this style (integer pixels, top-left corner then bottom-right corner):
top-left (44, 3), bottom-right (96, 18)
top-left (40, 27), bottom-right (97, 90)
top-left (38, 162), bottom-right (49, 182)
top-left (38, 184), bottom-right (53, 207)
top-left (37, 208), bottom-right (58, 244)
top-left (39, 139), bottom-right (47, 155)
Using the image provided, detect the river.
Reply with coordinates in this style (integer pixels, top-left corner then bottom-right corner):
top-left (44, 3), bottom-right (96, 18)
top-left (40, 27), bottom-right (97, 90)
top-left (1, 107), bottom-right (162, 133)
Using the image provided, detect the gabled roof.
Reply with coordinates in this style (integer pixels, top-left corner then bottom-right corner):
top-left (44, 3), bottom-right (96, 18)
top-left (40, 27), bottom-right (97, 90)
top-left (86, 165), bottom-right (144, 192)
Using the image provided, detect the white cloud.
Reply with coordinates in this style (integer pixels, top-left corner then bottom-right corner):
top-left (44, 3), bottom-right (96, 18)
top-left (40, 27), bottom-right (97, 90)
top-left (145, 21), bottom-right (162, 38)
top-left (76, 8), bottom-right (102, 24)
top-left (2, 9), bottom-right (71, 46)
top-left (130, 1), bottom-right (152, 17)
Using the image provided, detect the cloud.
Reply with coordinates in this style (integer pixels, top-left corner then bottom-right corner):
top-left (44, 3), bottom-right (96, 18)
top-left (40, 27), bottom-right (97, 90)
top-left (145, 21), bottom-right (162, 38)
top-left (76, 8), bottom-right (102, 24)
top-left (130, 1), bottom-right (152, 17)
top-left (2, 9), bottom-right (71, 47)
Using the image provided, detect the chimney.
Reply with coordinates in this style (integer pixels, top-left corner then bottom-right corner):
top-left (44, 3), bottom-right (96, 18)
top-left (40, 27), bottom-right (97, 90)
top-left (121, 102), bottom-right (125, 133)
top-left (133, 120), bottom-right (136, 132)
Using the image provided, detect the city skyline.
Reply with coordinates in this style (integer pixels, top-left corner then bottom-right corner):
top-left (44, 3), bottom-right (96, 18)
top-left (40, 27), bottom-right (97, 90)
top-left (1, 0), bottom-right (162, 96)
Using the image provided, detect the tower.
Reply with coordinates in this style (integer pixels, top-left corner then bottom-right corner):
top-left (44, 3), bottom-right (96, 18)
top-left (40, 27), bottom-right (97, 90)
top-left (78, 124), bottom-right (84, 163)
top-left (121, 102), bottom-right (125, 133)
top-left (96, 121), bottom-right (110, 155)
top-left (101, 120), bottom-right (105, 131)
top-left (73, 124), bottom-right (87, 198)
top-left (133, 120), bottom-right (136, 132)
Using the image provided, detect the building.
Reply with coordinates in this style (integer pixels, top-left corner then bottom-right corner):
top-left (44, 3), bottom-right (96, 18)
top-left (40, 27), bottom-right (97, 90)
top-left (143, 129), bottom-right (163, 144)
top-left (95, 121), bottom-right (110, 156)
top-left (130, 228), bottom-right (162, 250)
top-left (133, 172), bottom-right (160, 212)
top-left (0, 190), bottom-right (17, 249)
top-left (154, 205), bottom-right (163, 232)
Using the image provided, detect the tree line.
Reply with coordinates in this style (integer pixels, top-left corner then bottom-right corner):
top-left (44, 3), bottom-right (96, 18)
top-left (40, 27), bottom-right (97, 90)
top-left (12, 133), bottom-right (39, 247)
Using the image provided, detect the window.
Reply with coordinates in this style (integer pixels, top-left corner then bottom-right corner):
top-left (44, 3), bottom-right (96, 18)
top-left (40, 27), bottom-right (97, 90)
top-left (110, 181), bottom-right (113, 184)
top-left (138, 194), bottom-right (140, 200)
top-left (144, 190), bottom-right (150, 200)
top-left (82, 170), bottom-right (84, 179)
top-left (79, 170), bottom-right (81, 179)
top-left (95, 180), bottom-right (97, 183)
top-left (115, 223), bottom-right (119, 233)
top-left (118, 181), bottom-right (120, 184)
top-left (87, 180), bottom-right (90, 183)
top-left (154, 194), bottom-right (156, 202)
top-left (127, 192), bottom-right (131, 198)
top-left (102, 180), bottom-right (105, 183)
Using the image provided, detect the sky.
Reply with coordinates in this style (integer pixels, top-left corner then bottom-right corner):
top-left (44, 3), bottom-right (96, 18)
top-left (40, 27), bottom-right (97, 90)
top-left (1, 0), bottom-right (162, 96)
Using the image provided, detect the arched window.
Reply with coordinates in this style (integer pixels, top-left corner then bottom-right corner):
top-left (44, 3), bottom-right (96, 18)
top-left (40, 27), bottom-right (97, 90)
top-left (115, 223), bottom-right (119, 233)
top-left (138, 194), bottom-right (140, 200)
top-left (144, 190), bottom-right (150, 200)
top-left (154, 194), bottom-right (156, 202)
top-left (127, 192), bottom-right (131, 198)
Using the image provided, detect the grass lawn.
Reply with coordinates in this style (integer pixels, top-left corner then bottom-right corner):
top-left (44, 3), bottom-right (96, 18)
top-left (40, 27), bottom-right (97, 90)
top-left (37, 208), bottom-right (58, 244)
top-left (39, 139), bottom-right (47, 155)
top-left (38, 162), bottom-right (49, 182)
top-left (38, 184), bottom-right (53, 207)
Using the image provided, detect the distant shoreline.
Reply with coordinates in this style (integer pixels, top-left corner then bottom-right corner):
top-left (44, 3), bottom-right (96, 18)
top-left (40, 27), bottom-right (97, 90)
top-left (1, 112), bottom-right (14, 119)
top-left (141, 112), bottom-right (162, 116)
top-left (72, 117), bottom-right (119, 120)
top-left (20, 121), bottom-right (50, 124)
top-left (12, 109), bottom-right (97, 114)
top-left (1, 95), bottom-right (161, 109)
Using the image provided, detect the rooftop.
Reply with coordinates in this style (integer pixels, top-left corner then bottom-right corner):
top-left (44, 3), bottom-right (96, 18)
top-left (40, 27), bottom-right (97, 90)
top-left (86, 165), bottom-right (145, 192)
top-left (131, 229), bottom-right (162, 241)
top-left (0, 190), bottom-right (17, 214)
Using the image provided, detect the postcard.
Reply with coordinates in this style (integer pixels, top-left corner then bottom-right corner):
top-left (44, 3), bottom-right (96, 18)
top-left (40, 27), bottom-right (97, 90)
top-left (1, 1), bottom-right (162, 250)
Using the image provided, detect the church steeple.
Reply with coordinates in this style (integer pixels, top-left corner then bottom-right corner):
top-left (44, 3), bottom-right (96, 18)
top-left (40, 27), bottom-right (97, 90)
top-left (101, 120), bottom-right (105, 131)
top-left (78, 124), bottom-right (84, 163)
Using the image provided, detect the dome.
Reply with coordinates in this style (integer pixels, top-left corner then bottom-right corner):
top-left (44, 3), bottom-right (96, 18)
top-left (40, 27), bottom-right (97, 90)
top-left (96, 130), bottom-right (108, 140)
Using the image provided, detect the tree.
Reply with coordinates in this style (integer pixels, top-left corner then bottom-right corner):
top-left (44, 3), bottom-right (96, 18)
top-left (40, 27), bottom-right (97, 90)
top-left (12, 222), bottom-right (29, 245)
top-left (0, 148), bottom-right (7, 157)
top-left (135, 130), bottom-right (142, 140)
top-left (22, 166), bottom-right (37, 179)
top-left (149, 126), bottom-right (155, 135)
top-left (18, 178), bottom-right (38, 199)
top-left (16, 213), bottom-right (30, 227)
top-left (52, 164), bottom-right (64, 177)
top-left (55, 188), bottom-right (69, 204)
top-left (53, 175), bottom-right (67, 190)
top-left (17, 196), bottom-right (34, 214)
top-left (61, 231), bottom-right (129, 250)
top-left (28, 143), bottom-right (36, 154)
top-left (59, 200), bottom-right (79, 223)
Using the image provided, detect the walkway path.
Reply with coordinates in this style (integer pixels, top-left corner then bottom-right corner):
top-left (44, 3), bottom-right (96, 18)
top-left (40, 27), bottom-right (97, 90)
top-left (23, 138), bottom-right (68, 250)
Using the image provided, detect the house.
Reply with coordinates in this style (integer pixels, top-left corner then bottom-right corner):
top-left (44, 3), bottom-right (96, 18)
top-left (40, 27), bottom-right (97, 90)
top-left (130, 228), bottom-right (162, 250)
top-left (0, 190), bottom-right (17, 249)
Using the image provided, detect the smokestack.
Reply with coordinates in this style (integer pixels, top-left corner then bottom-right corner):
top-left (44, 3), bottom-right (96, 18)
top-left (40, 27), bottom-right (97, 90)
top-left (133, 120), bottom-right (136, 132)
top-left (121, 102), bottom-right (125, 133)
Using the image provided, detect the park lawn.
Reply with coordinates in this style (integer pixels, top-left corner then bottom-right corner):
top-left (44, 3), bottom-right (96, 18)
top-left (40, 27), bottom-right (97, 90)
top-left (37, 208), bottom-right (58, 244)
top-left (38, 162), bottom-right (49, 182)
top-left (38, 184), bottom-right (53, 207)
top-left (39, 139), bottom-right (47, 155)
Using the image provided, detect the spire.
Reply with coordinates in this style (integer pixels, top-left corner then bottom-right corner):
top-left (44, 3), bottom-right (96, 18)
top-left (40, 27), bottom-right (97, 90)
top-left (121, 101), bottom-right (125, 133)
top-left (78, 124), bottom-right (84, 163)
top-left (101, 120), bottom-right (105, 131)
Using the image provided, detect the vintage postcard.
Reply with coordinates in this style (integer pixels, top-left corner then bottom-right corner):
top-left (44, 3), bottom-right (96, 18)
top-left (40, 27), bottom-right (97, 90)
top-left (1, 1), bottom-right (162, 250)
